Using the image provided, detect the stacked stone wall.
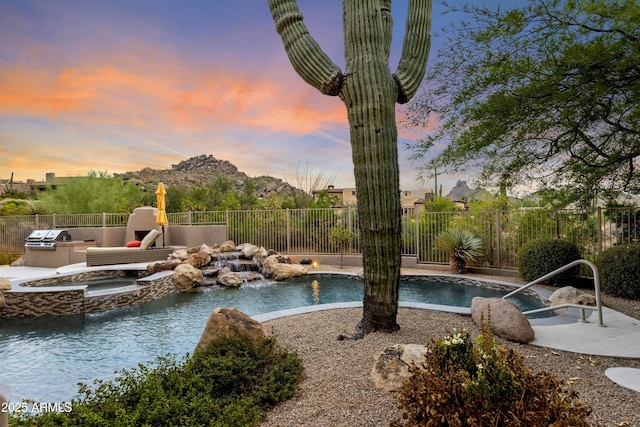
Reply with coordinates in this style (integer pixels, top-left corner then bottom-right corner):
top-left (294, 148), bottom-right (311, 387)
top-left (0, 272), bottom-right (176, 318)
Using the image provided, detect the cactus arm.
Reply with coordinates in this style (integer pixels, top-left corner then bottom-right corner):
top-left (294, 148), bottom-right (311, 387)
top-left (393, 0), bottom-right (432, 103)
top-left (268, 0), bottom-right (343, 96)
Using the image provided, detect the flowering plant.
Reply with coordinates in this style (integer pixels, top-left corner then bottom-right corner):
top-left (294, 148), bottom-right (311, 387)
top-left (393, 322), bottom-right (593, 427)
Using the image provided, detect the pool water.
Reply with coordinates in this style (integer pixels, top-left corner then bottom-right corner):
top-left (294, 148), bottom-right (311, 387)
top-left (0, 274), bottom-right (546, 404)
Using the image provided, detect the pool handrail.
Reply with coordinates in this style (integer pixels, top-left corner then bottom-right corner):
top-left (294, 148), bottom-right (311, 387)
top-left (502, 259), bottom-right (604, 327)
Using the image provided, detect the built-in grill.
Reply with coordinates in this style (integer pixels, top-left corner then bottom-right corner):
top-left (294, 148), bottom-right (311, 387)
top-left (25, 229), bottom-right (72, 250)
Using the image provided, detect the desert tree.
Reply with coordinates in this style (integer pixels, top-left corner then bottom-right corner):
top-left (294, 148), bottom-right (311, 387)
top-left (409, 0), bottom-right (640, 207)
top-left (268, 0), bottom-right (432, 336)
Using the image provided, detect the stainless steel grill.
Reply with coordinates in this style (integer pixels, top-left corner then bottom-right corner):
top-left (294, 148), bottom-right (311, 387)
top-left (25, 229), bottom-right (72, 251)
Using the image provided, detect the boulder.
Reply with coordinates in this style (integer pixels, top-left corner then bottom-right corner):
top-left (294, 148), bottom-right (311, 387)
top-left (146, 259), bottom-right (182, 274)
top-left (194, 308), bottom-right (266, 353)
top-left (202, 267), bottom-right (225, 278)
top-left (0, 383), bottom-right (10, 427)
top-left (371, 344), bottom-right (428, 392)
top-left (262, 255), bottom-right (307, 280)
top-left (220, 271), bottom-right (265, 287)
top-left (471, 297), bottom-right (535, 343)
top-left (549, 286), bottom-right (597, 313)
top-left (198, 243), bottom-right (215, 255)
top-left (218, 269), bottom-right (244, 287)
top-left (173, 263), bottom-right (203, 291)
top-left (169, 248), bottom-right (189, 261)
top-left (256, 246), bottom-right (268, 259)
top-left (241, 243), bottom-right (260, 259)
top-left (186, 252), bottom-right (211, 268)
top-left (0, 278), bottom-right (11, 308)
top-left (217, 240), bottom-right (236, 252)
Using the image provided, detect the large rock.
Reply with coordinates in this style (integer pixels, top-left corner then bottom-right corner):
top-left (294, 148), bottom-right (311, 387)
top-left (549, 286), bottom-right (597, 313)
top-left (0, 383), bottom-right (10, 427)
top-left (198, 243), bottom-right (215, 255)
top-left (371, 344), bottom-right (428, 392)
top-left (195, 308), bottom-right (266, 353)
top-left (186, 252), bottom-right (211, 268)
top-left (169, 248), bottom-right (189, 261)
top-left (147, 259), bottom-right (182, 274)
top-left (240, 243), bottom-right (260, 259)
top-left (0, 277), bottom-right (11, 308)
top-left (255, 246), bottom-right (268, 259)
top-left (217, 268), bottom-right (243, 287)
top-left (217, 240), bottom-right (236, 252)
top-left (471, 297), bottom-right (535, 343)
top-left (173, 263), bottom-right (203, 291)
top-left (262, 254), bottom-right (307, 280)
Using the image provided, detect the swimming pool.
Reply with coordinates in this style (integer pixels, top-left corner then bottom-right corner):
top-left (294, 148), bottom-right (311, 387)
top-left (0, 273), bottom-right (547, 403)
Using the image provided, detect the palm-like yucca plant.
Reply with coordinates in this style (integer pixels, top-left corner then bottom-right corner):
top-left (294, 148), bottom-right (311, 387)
top-left (435, 229), bottom-right (483, 274)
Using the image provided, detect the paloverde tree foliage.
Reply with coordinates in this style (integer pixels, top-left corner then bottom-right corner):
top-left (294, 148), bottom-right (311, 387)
top-left (268, 0), bottom-right (432, 336)
top-left (37, 173), bottom-right (144, 214)
top-left (409, 0), bottom-right (640, 206)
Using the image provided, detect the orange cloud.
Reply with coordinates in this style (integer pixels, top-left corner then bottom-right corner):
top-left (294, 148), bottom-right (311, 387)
top-left (0, 42), bottom-right (348, 139)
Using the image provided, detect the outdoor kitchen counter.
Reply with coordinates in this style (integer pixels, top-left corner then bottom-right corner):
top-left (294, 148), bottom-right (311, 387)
top-left (25, 241), bottom-right (97, 268)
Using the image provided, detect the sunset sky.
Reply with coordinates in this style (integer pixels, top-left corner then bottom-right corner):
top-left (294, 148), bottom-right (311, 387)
top-left (0, 0), bottom-right (513, 193)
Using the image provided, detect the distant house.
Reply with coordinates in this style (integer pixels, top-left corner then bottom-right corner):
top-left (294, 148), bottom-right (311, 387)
top-left (0, 173), bottom-right (79, 195)
top-left (312, 185), bottom-right (358, 208)
top-left (313, 186), bottom-right (432, 213)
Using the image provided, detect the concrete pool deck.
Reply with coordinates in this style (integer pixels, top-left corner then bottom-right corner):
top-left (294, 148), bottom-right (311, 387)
top-left (2, 263), bottom-right (640, 393)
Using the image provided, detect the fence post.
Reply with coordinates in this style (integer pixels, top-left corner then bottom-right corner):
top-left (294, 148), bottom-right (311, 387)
top-left (286, 209), bottom-right (291, 254)
top-left (102, 212), bottom-right (106, 227)
top-left (225, 210), bottom-right (229, 241)
top-left (52, 213), bottom-right (56, 229)
top-left (597, 207), bottom-right (602, 256)
top-left (346, 207), bottom-right (353, 254)
top-left (495, 211), bottom-right (501, 269)
top-left (414, 208), bottom-right (419, 259)
top-left (35, 213), bottom-right (39, 229)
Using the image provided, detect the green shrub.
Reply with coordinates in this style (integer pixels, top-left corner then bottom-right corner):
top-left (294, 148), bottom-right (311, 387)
top-left (10, 333), bottom-right (304, 427)
top-left (597, 244), bottom-right (640, 300)
top-left (517, 238), bottom-right (582, 285)
top-left (392, 324), bottom-right (593, 427)
top-left (435, 228), bottom-right (484, 273)
top-left (0, 252), bottom-right (19, 265)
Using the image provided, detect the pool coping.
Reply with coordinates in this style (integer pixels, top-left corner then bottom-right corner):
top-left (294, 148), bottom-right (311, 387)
top-left (0, 266), bottom-right (590, 326)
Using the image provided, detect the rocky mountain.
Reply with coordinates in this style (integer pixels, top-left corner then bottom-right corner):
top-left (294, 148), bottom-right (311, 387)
top-left (445, 180), bottom-right (490, 201)
top-left (116, 154), bottom-right (305, 199)
top-left (445, 180), bottom-right (473, 201)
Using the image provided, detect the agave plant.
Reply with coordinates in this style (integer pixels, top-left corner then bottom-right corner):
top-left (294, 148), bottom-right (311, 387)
top-left (435, 229), bottom-right (483, 274)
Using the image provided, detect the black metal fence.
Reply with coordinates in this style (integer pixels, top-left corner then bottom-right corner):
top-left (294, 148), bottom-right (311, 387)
top-left (2, 207), bottom-right (638, 270)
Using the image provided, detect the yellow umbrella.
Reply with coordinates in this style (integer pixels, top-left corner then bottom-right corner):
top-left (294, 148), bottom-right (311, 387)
top-left (156, 182), bottom-right (168, 247)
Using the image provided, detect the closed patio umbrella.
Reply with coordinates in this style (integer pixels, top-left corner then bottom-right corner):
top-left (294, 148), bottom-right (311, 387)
top-left (156, 182), bottom-right (168, 247)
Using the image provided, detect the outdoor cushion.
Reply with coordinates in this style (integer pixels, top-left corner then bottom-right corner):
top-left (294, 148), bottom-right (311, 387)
top-left (87, 246), bottom-right (143, 253)
top-left (126, 240), bottom-right (141, 247)
top-left (139, 229), bottom-right (160, 250)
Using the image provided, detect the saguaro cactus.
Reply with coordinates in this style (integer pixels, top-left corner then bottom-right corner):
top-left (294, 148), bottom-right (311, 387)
top-left (269, 0), bottom-right (432, 336)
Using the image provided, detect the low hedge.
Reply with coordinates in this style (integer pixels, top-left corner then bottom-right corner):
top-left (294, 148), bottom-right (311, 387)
top-left (517, 239), bottom-right (582, 285)
top-left (597, 245), bottom-right (640, 300)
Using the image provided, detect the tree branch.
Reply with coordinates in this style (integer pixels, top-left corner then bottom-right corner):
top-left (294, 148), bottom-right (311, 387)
top-left (393, 0), bottom-right (432, 104)
top-left (268, 0), bottom-right (343, 96)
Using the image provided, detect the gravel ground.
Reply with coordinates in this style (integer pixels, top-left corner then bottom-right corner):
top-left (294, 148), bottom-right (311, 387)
top-left (258, 267), bottom-right (640, 427)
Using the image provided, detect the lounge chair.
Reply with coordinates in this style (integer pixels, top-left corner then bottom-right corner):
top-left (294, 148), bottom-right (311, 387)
top-left (85, 230), bottom-right (173, 267)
